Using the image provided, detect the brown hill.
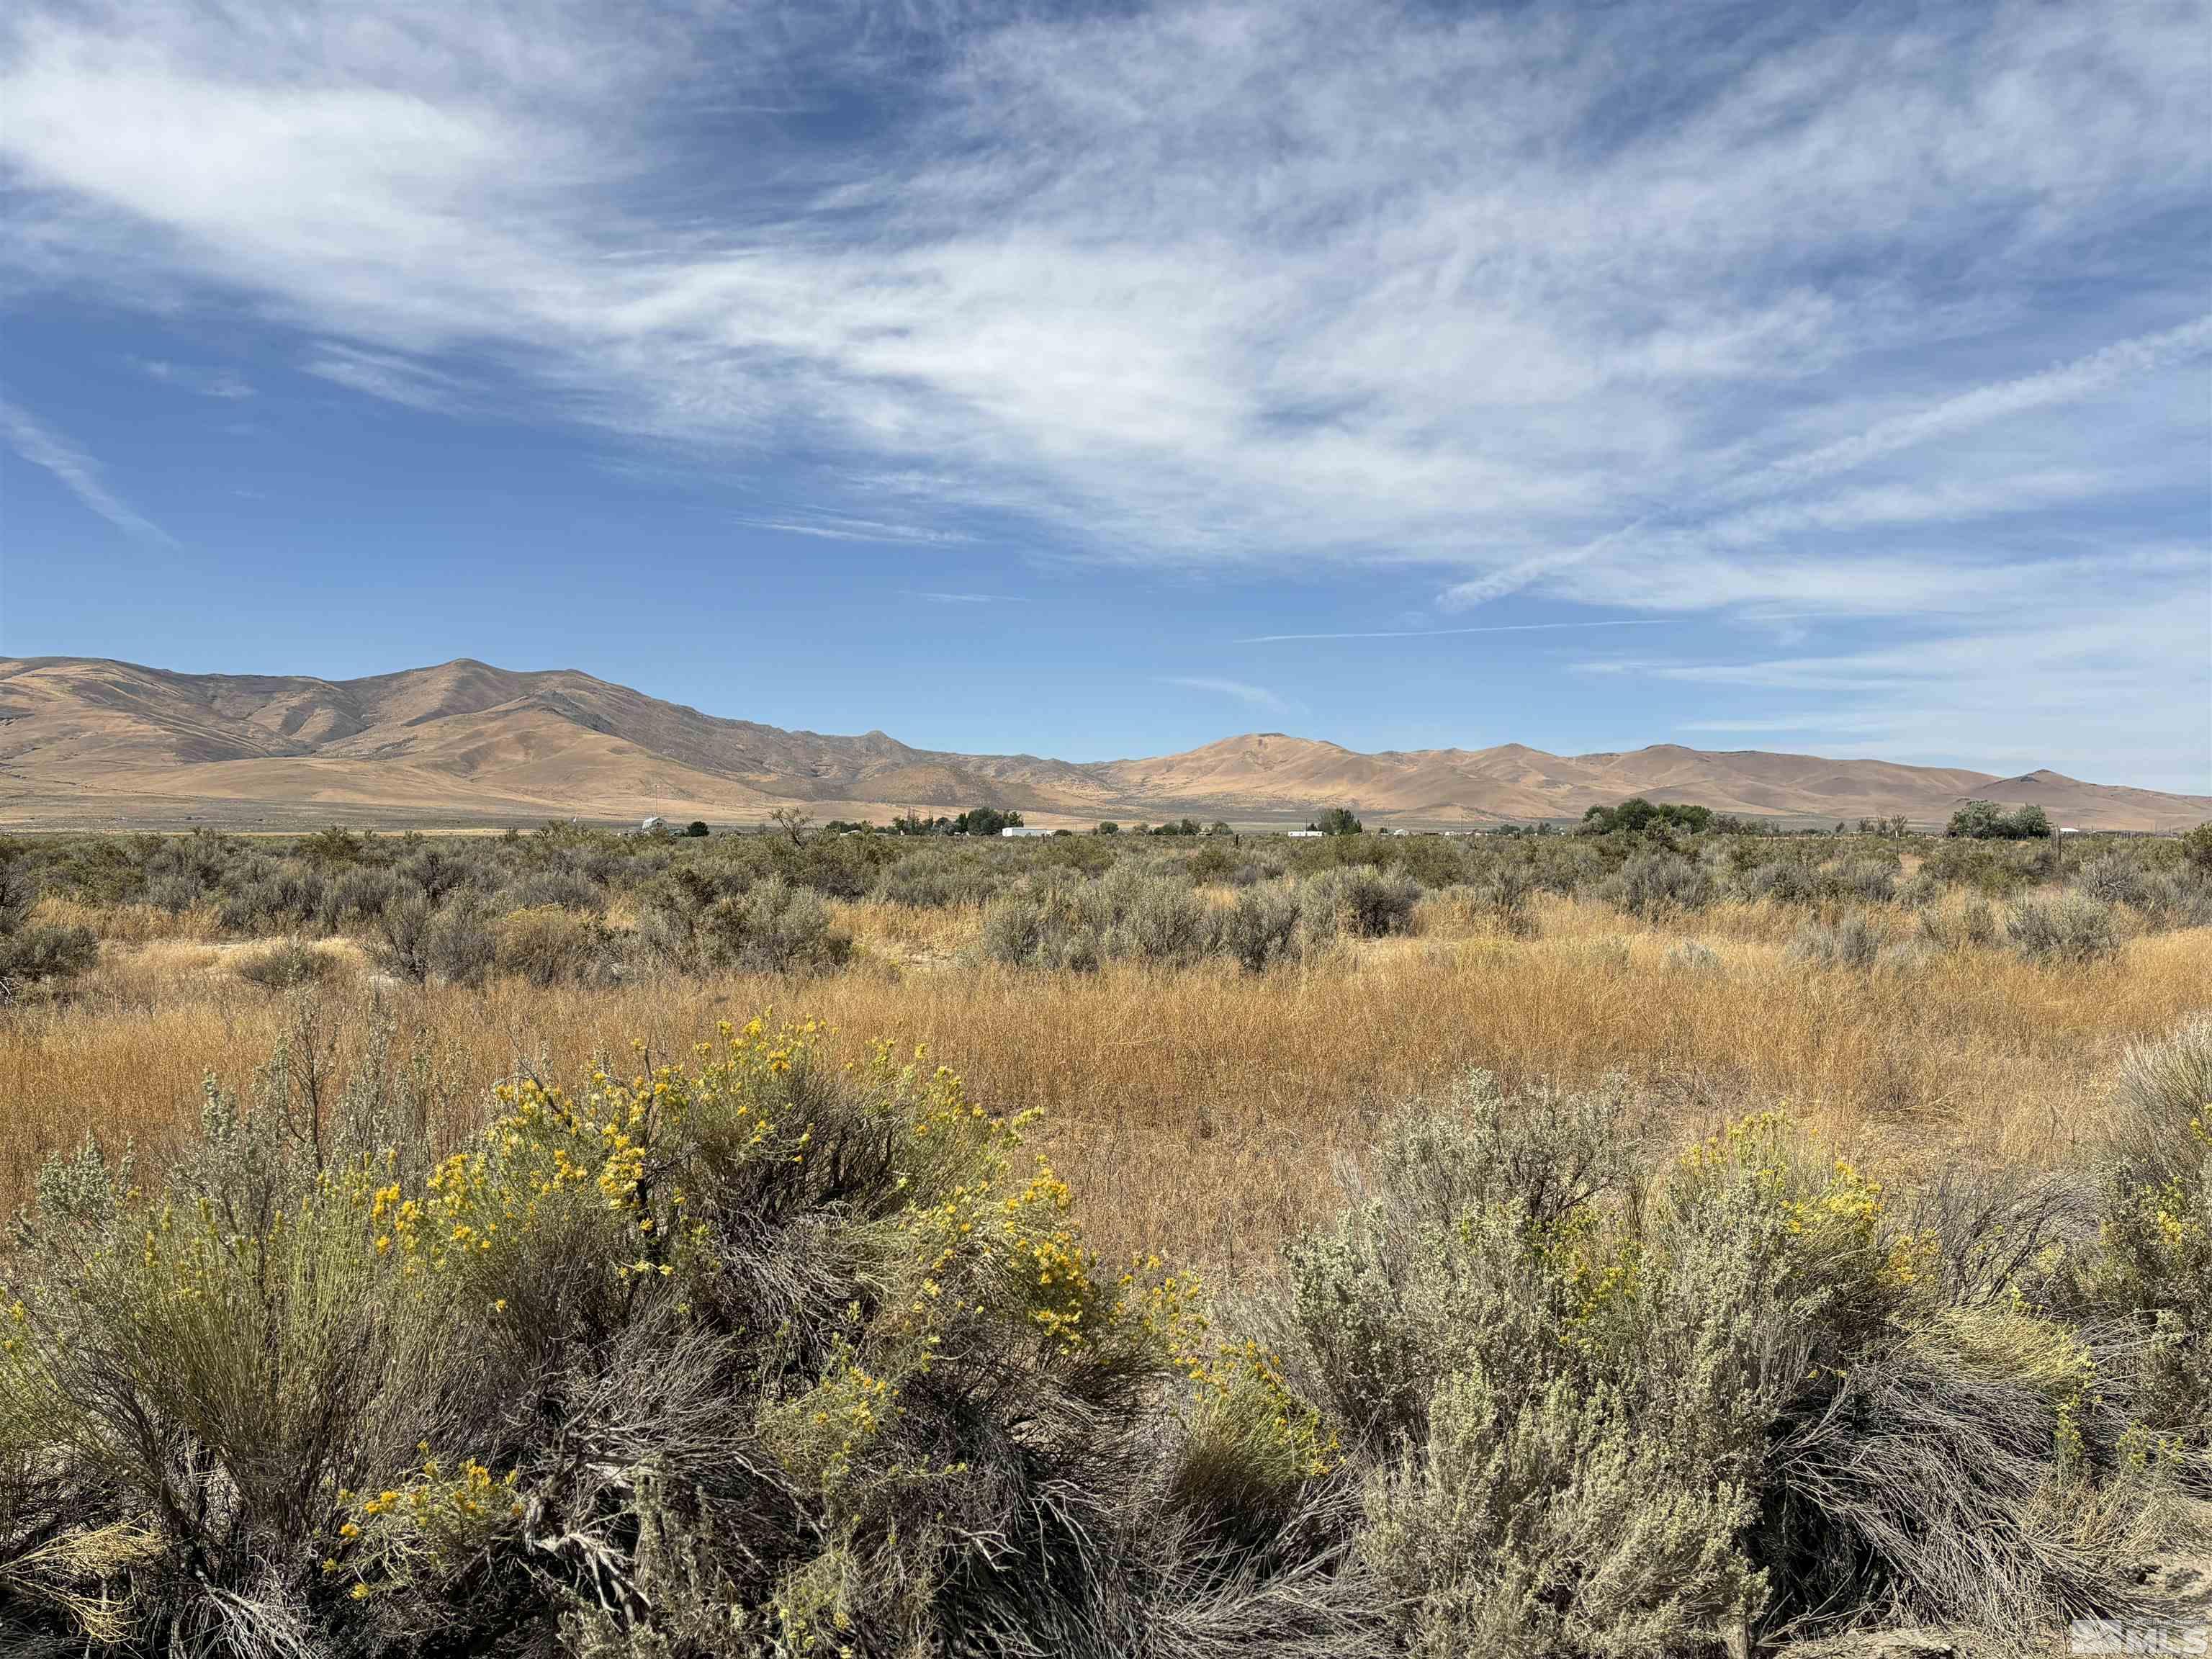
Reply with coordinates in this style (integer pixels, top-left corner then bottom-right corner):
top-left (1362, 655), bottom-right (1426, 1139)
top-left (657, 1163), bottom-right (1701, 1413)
top-left (0, 657), bottom-right (2202, 832)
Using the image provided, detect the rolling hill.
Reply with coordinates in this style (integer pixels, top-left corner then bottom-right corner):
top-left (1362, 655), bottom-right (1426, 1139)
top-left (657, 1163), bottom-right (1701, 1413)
top-left (0, 657), bottom-right (2203, 833)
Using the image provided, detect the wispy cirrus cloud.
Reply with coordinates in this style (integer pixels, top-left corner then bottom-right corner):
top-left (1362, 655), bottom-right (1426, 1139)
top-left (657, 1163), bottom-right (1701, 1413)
top-left (301, 343), bottom-right (465, 411)
top-left (132, 356), bottom-right (253, 398)
top-left (902, 589), bottom-right (1025, 604)
top-left (0, 395), bottom-right (175, 546)
top-left (1158, 675), bottom-right (1298, 716)
top-left (0, 0), bottom-right (2203, 776)
top-left (1241, 619), bottom-right (1671, 644)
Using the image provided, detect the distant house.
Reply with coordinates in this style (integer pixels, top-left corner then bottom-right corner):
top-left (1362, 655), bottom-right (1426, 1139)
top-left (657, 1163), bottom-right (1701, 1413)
top-left (1001, 826), bottom-right (1052, 838)
top-left (641, 815), bottom-right (666, 832)
top-left (1286, 829), bottom-right (1323, 838)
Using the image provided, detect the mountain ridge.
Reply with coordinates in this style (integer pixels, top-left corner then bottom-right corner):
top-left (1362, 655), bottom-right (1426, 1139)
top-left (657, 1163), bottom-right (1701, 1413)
top-left (0, 656), bottom-right (2203, 833)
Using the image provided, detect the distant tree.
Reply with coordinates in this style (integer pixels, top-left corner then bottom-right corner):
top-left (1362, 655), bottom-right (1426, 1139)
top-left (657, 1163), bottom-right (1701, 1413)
top-left (2184, 822), bottom-right (2212, 872)
top-left (1946, 800), bottom-right (2051, 840)
top-left (768, 806), bottom-right (816, 845)
top-left (1312, 806), bottom-right (1364, 837)
top-left (1096, 822), bottom-right (1120, 836)
top-left (1579, 798), bottom-right (1712, 836)
top-left (952, 807), bottom-right (1022, 837)
top-left (1207, 821), bottom-right (1235, 838)
top-left (685, 821), bottom-right (710, 838)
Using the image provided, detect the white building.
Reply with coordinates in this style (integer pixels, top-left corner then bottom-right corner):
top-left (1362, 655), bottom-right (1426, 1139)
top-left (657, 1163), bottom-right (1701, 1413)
top-left (1001, 826), bottom-right (1053, 837)
top-left (1286, 829), bottom-right (1323, 838)
top-left (641, 815), bottom-right (666, 832)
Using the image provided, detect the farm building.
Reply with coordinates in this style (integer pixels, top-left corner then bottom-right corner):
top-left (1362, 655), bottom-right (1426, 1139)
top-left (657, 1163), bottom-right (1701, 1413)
top-left (1001, 826), bottom-right (1053, 838)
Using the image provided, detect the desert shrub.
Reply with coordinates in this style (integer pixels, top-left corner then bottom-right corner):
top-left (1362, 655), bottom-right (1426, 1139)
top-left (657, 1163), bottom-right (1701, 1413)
top-left (496, 868), bottom-right (606, 914)
top-left (1737, 858), bottom-right (1817, 905)
top-left (1665, 940), bottom-right (1722, 974)
top-left (1787, 910), bottom-right (1881, 970)
top-left (2139, 868), bottom-right (2212, 929)
top-left (0, 863), bottom-right (98, 1001)
top-left (1917, 895), bottom-right (1997, 950)
top-left (2074, 853), bottom-right (2152, 908)
top-left (981, 877), bottom-right (1107, 972)
top-left (1220, 882), bottom-right (1305, 973)
top-left (236, 938), bottom-right (338, 993)
top-left (1267, 1076), bottom-right (2188, 1651)
top-left (873, 848), bottom-right (1003, 908)
top-left (772, 831), bottom-right (891, 901)
top-left (493, 905), bottom-right (621, 987)
top-left (1606, 850), bottom-right (1714, 918)
top-left (143, 872), bottom-right (202, 914)
top-left (1298, 866), bottom-right (1421, 942)
top-left (374, 890), bottom-right (437, 982)
top-left (396, 845), bottom-right (494, 904)
top-left (2005, 891), bottom-right (2118, 963)
top-left (1820, 855), bottom-right (1897, 904)
top-left (1185, 838), bottom-right (1241, 885)
top-left (1923, 837), bottom-right (2044, 895)
top-left (638, 871), bottom-right (851, 976)
top-left (219, 864), bottom-right (331, 935)
top-left (325, 865), bottom-right (401, 930)
top-left (0, 1022), bottom-right (1380, 1657)
top-left (424, 896), bottom-right (498, 986)
top-left (2183, 822), bottom-right (2212, 873)
top-left (1101, 871), bottom-right (1220, 966)
top-left (1274, 1078), bottom-right (1763, 1654)
top-left (2087, 1019), bottom-right (2212, 1451)
top-left (1470, 861), bottom-right (1538, 937)
top-left (1895, 869), bottom-right (1943, 909)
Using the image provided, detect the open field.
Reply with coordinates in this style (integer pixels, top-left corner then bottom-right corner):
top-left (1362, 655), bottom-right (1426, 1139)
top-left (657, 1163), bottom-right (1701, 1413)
top-left (3, 820), bottom-right (2208, 1655)
top-left (7, 893), bottom-right (2211, 1278)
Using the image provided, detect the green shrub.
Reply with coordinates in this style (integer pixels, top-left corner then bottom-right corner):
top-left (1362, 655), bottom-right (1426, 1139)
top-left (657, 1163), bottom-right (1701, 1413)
top-left (2005, 891), bottom-right (2118, 963)
top-left (981, 878), bottom-right (1106, 971)
top-left (1737, 859), bottom-right (1817, 904)
top-left (1298, 866), bottom-right (1421, 941)
top-left (493, 904), bottom-right (621, 987)
top-left (0, 863), bottom-right (97, 999)
top-left (2090, 1019), bottom-right (2212, 1452)
top-left (236, 938), bottom-right (338, 993)
top-left (1606, 850), bottom-right (1714, 918)
top-left (1223, 883), bottom-right (1305, 971)
top-left (1101, 872), bottom-right (1220, 966)
top-left (2074, 853), bottom-right (2152, 908)
top-left (0, 1021), bottom-right (1378, 1656)
top-left (1947, 799), bottom-right (2053, 840)
top-left (1787, 910), bottom-right (1881, 970)
top-left (639, 871), bottom-right (851, 975)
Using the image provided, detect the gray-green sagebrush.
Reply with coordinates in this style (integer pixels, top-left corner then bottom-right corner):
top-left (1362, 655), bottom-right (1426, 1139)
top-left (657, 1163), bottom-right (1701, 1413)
top-left (1, 994), bottom-right (2205, 1656)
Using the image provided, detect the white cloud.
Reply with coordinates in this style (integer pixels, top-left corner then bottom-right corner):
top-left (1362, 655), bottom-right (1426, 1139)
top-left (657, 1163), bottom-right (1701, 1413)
top-left (301, 343), bottom-right (465, 410)
top-left (132, 357), bottom-right (253, 397)
top-left (0, 395), bottom-right (175, 545)
top-left (0, 0), bottom-right (2203, 774)
top-left (1239, 619), bottom-right (1671, 644)
top-left (1158, 675), bottom-right (1297, 715)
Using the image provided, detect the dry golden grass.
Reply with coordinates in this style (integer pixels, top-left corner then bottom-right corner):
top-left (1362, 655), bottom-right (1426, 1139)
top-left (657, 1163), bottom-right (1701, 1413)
top-left (4, 894), bottom-right (2206, 1280)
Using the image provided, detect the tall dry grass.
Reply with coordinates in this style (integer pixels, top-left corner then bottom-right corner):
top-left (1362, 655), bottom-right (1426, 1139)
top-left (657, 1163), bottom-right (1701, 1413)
top-left (3, 894), bottom-right (2207, 1277)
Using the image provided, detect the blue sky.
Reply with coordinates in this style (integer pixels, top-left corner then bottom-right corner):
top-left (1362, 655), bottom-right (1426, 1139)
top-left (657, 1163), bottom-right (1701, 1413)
top-left (0, 0), bottom-right (2206, 788)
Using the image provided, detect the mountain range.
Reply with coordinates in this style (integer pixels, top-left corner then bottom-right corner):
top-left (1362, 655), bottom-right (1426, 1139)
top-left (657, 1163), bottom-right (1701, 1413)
top-left (0, 657), bottom-right (2203, 833)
